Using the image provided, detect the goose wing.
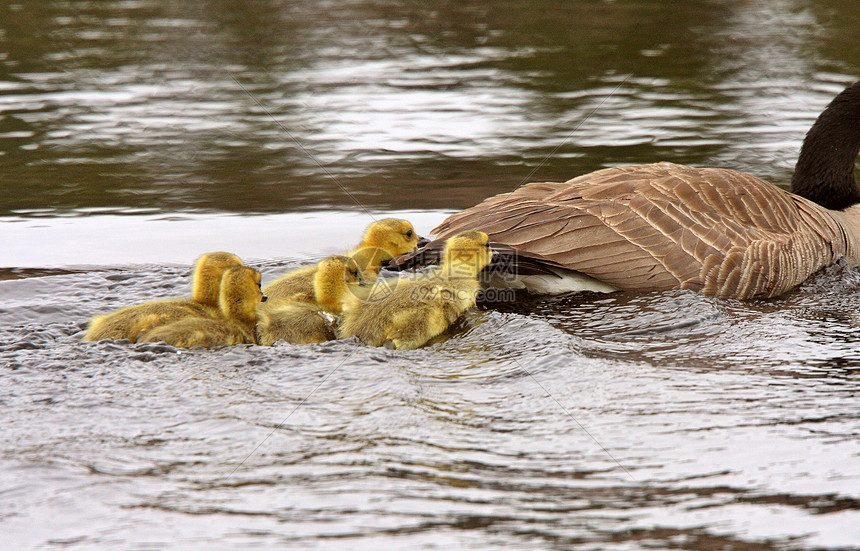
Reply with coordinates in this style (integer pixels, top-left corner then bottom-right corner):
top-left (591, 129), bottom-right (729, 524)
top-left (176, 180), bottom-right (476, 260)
top-left (428, 162), bottom-right (843, 298)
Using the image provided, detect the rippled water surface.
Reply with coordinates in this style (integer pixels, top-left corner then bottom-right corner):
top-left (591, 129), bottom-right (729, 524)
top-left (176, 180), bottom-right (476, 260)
top-left (2, 1), bottom-right (860, 549)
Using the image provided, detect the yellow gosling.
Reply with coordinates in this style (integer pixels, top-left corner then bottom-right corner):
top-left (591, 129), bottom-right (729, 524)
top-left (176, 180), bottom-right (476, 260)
top-left (338, 231), bottom-right (492, 350)
top-left (260, 264), bottom-right (317, 303)
top-left (82, 252), bottom-right (244, 342)
top-left (263, 218), bottom-right (419, 301)
top-left (256, 255), bottom-right (361, 345)
top-left (348, 218), bottom-right (420, 281)
top-left (139, 266), bottom-right (266, 348)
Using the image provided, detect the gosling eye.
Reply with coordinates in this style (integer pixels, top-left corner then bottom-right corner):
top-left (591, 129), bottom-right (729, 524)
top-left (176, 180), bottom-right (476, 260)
top-left (405, 229), bottom-right (413, 239)
top-left (484, 242), bottom-right (491, 249)
top-left (352, 269), bottom-right (359, 278)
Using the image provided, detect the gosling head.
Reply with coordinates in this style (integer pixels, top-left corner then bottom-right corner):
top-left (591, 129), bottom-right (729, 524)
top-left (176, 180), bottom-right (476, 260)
top-left (314, 255), bottom-right (363, 315)
top-left (192, 251), bottom-right (244, 307)
top-left (218, 266), bottom-right (266, 323)
top-left (358, 218), bottom-right (421, 260)
top-left (440, 231), bottom-right (493, 279)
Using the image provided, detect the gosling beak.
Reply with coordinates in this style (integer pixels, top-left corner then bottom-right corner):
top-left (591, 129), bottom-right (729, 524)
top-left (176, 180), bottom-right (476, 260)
top-left (260, 294), bottom-right (268, 302)
top-left (417, 235), bottom-right (431, 248)
top-left (358, 278), bottom-right (368, 286)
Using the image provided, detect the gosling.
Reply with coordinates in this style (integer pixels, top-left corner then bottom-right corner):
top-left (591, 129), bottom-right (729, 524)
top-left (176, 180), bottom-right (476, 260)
top-left (82, 251), bottom-right (244, 342)
top-left (139, 266), bottom-right (266, 348)
top-left (263, 218), bottom-right (420, 302)
top-left (338, 231), bottom-right (493, 350)
top-left (256, 255), bottom-right (362, 345)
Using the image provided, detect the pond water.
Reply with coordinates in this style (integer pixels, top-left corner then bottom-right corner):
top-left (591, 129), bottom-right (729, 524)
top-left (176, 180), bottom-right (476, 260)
top-left (2, 1), bottom-right (859, 549)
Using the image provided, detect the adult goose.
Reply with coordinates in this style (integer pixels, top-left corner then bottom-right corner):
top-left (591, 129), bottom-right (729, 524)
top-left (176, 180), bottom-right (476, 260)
top-left (394, 81), bottom-right (860, 300)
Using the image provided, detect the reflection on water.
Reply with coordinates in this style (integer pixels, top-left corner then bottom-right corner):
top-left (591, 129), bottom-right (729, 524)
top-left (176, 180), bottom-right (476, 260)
top-left (1, 0), bottom-right (858, 215)
top-left (2, 0), bottom-right (860, 549)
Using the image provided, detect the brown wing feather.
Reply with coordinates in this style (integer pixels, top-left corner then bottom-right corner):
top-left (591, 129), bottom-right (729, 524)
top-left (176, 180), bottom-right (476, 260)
top-left (425, 162), bottom-right (847, 299)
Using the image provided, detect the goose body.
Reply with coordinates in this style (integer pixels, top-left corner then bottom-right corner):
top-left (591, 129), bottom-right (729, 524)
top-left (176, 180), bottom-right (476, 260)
top-left (339, 231), bottom-right (493, 350)
top-left (140, 266), bottom-right (266, 348)
top-left (397, 81), bottom-right (860, 300)
top-left (256, 255), bottom-right (362, 345)
top-left (82, 251), bottom-right (244, 342)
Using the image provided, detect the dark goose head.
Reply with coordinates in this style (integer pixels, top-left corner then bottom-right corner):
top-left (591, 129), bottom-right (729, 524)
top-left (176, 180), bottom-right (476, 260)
top-left (791, 80), bottom-right (860, 211)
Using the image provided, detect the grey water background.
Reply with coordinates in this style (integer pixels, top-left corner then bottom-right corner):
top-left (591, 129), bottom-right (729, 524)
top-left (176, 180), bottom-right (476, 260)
top-left (2, 1), bottom-right (860, 549)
